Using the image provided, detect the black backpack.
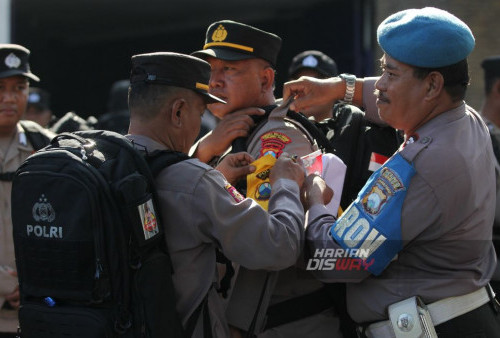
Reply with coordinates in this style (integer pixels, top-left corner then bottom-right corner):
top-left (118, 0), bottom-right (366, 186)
top-left (11, 130), bottom-right (189, 338)
top-left (316, 103), bottom-right (403, 210)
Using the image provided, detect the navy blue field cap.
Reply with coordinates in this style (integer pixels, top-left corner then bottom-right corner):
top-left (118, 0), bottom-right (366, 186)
top-left (482, 56), bottom-right (500, 78)
top-left (191, 20), bottom-right (282, 67)
top-left (28, 87), bottom-right (51, 110)
top-left (0, 44), bottom-right (40, 82)
top-left (288, 50), bottom-right (338, 79)
top-left (130, 52), bottom-right (225, 104)
top-left (377, 7), bottom-right (475, 68)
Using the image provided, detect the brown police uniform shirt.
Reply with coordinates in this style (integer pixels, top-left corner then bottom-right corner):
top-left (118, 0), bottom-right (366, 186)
top-left (0, 124), bottom-right (38, 331)
top-left (226, 104), bottom-right (343, 337)
top-left (126, 134), bottom-right (305, 338)
top-left (306, 103), bottom-right (497, 323)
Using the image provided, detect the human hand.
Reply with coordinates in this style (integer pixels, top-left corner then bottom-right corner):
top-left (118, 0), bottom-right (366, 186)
top-left (283, 76), bottom-right (343, 113)
top-left (301, 174), bottom-right (333, 210)
top-left (270, 153), bottom-right (305, 188)
top-left (5, 270), bottom-right (20, 309)
top-left (195, 107), bottom-right (265, 163)
top-left (216, 152), bottom-right (256, 185)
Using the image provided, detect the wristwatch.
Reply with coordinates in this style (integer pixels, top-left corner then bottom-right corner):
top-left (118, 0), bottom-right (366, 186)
top-left (339, 73), bottom-right (356, 104)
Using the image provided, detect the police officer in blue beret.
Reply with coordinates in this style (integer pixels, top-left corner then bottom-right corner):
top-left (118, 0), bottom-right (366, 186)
top-left (285, 7), bottom-right (500, 337)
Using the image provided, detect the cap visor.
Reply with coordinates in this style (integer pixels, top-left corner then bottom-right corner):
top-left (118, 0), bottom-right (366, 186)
top-left (0, 69), bottom-right (40, 82)
top-left (192, 48), bottom-right (254, 62)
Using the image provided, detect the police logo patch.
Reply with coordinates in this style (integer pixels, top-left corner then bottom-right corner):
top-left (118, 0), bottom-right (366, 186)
top-left (259, 132), bottom-right (291, 158)
top-left (302, 55), bottom-right (319, 68)
top-left (5, 53), bottom-right (21, 69)
top-left (225, 183), bottom-right (245, 203)
top-left (32, 194), bottom-right (56, 222)
top-left (361, 167), bottom-right (404, 216)
top-left (212, 24), bottom-right (228, 42)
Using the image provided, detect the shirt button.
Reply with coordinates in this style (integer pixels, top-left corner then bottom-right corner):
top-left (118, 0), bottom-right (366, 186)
top-left (420, 136), bottom-right (431, 144)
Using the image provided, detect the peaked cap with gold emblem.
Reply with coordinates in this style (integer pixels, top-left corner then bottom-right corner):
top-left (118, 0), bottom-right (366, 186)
top-left (130, 52), bottom-right (225, 104)
top-left (0, 44), bottom-right (39, 81)
top-left (192, 20), bottom-right (282, 67)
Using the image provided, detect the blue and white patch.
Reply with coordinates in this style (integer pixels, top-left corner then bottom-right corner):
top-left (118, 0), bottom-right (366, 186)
top-left (329, 153), bottom-right (416, 275)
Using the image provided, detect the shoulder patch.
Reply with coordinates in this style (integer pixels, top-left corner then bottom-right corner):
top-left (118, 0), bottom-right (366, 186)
top-left (259, 131), bottom-right (291, 158)
top-left (225, 183), bottom-right (245, 203)
top-left (361, 167), bottom-right (405, 217)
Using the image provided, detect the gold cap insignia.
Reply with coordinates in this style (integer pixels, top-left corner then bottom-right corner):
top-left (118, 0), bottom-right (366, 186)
top-left (5, 53), bottom-right (21, 69)
top-left (211, 24), bottom-right (228, 42)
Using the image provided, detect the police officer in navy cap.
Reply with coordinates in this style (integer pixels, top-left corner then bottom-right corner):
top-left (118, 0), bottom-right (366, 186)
top-left (285, 7), bottom-right (500, 337)
top-left (192, 20), bottom-right (344, 338)
top-left (126, 51), bottom-right (308, 338)
top-left (288, 50), bottom-right (338, 81)
top-left (0, 44), bottom-right (54, 337)
top-left (24, 87), bottom-right (55, 128)
top-left (287, 50), bottom-right (339, 121)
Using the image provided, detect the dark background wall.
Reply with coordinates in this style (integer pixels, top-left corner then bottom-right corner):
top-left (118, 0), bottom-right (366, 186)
top-left (10, 0), bottom-right (375, 119)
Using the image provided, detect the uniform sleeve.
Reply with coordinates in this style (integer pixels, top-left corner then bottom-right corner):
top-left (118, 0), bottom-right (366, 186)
top-left (306, 173), bottom-right (442, 282)
top-left (305, 204), bottom-right (371, 282)
top-left (192, 169), bottom-right (305, 270)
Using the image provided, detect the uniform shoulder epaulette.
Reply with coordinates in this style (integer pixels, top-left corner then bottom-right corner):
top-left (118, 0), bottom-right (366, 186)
top-left (400, 135), bottom-right (432, 163)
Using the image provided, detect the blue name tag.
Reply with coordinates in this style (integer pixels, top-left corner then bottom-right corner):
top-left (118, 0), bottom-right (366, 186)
top-left (329, 153), bottom-right (416, 275)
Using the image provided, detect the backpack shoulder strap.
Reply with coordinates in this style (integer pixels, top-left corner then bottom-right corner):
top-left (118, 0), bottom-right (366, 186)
top-left (19, 120), bottom-right (55, 150)
top-left (285, 110), bottom-right (334, 153)
top-left (231, 104), bottom-right (277, 153)
top-left (145, 150), bottom-right (190, 177)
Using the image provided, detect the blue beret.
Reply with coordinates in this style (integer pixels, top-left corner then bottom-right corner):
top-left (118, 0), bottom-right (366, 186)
top-left (377, 7), bottom-right (475, 68)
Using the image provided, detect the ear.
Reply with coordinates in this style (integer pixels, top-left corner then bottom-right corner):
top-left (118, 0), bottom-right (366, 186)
top-left (425, 72), bottom-right (444, 100)
top-left (260, 66), bottom-right (275, 92)
top-left (170, 98), bottom-right (186, 127)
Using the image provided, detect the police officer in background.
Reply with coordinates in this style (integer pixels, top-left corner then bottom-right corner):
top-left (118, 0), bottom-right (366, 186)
top-left (24, 87), bottom-right (55, 128)
top-left (481, 56), bottom-right (500, 294)
top-left (287, 50), bottom-right (339, 121)
top-left (126, 52), bottom-right (308, 337)
top-left (191, 20), bottom-right (342, 337)
top-left (0, 44), bottom-right (54, 337)
top-left (286, 7), bottom-right (500, 337)
top-left (96, 79), bottom-right (131, 135)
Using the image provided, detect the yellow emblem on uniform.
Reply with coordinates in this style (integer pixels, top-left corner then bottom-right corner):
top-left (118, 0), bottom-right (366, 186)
top-left (247, 155), bottom-right (277, 210)
top-left (212, 24), bottom-right (228, 42)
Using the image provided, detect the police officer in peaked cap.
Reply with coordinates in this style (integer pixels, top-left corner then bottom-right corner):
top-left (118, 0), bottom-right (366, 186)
top-left (0, 43), bottom-right (54, 337)
top-left (191, 20), bottom-right (344, 338)
top-left (126, 51), bottom-right (309, 338)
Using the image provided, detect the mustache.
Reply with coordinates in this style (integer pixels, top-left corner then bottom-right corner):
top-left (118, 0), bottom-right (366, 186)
top-left (374, 89), bottom-right (389, 103)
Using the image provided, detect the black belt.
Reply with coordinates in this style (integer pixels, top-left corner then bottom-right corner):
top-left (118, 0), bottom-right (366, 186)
top-left (263, 287), bottom-right (334, 330)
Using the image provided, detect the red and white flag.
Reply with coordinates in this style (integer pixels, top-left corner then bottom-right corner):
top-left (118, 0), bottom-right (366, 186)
top-left (368, 153), bottom-right (389, 172)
